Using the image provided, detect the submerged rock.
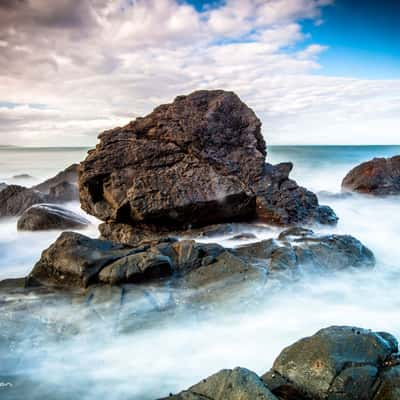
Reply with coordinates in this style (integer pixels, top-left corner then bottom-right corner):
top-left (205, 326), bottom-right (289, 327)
top-left (161, 367), bottom-right (278, 400)
top-left (79, 90), bottom-right (336, 233)
top-left (342, 155), bottom-right (400, 196)
top-left (17, 204), bottom-right (89, 231)
top-left (0, 185), bottom-right (47, 217)
top-left (262, 326), bottom-right (399, 400)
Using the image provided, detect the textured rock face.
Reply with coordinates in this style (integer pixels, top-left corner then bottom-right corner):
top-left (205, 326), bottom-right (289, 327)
top-left (80, 90), bottom-right (264, 227)
top-left (17, 204), bottom-right (89, 231)
top-left (342, 156), bottom-right (400, 196)
top-left (263, 326), bottom-right (399, 400)
top-left (80, 90), bottom-right (336, 231)
top-left (26, 232), bottom-right (134, 288)
top-left (234, 227), bottom-right (375, 275)
top-left (160, 368), bottom-right (278, 400)
top-left (0, 185), bottom-right (47, 217)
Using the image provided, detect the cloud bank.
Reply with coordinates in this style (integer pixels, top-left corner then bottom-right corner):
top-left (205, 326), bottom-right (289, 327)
top-left (0, 0), bottom-right (399, 146)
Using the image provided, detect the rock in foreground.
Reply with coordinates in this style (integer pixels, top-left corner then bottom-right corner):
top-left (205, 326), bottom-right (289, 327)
top-left (26, 226), bottom-right (374, 291)
top-left (162, 326), bottom-right (400, 400)
top-left (160, 368), bottom-right (278, 400)
top-left (263, 326), bottom-right (399, 400)
top-left (17, 204), bottom-right (89, 231)
top-left (80, 90), bottom-right (335, 230)
top-left (342, 156), bottom-right (400, 196)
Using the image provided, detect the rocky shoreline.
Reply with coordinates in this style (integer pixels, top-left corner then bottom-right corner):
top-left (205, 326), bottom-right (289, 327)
top-left (1, 90), bottom-right (399, 399)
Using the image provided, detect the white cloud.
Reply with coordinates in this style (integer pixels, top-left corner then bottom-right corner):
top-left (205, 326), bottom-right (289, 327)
top-left (0, 0), bottom-right (398, 146)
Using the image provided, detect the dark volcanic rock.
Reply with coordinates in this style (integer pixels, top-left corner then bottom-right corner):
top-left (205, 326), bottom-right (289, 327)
top-left (48, 181), bottom-right (79, 202)
top-left (342, 156), bottom-right (400, 196)
top-left (80, 90), bottom-right (264, 227)
top-left (253, 163), bottom-right (338, 226)
top-left (160, 367), bottom-right (278, 400)
top-left (0, 185), bottom-right (47, 217)
top-left (33, 163), bottom-right (79, 193)
top-left (17, 204), bottom-right (89, 231)
top-left (26, 232), bottom-right (134, 289)
top-left (262, 326), bottom-right (399, 400)
top-left (80, 90), bottom-right (336, 233)
top-left (235, 227), bottom-right (375, 275)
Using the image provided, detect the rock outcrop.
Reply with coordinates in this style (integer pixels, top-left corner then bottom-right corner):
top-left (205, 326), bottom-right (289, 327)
top-left (342, 156), bottom-right (400, 196)
top-left (17, 204), bottom-right (89, 231)
top-left (162, 326), bottom-right (400, 400)
top-left (79, 90), bottom-right (336, 235)
top-left (0, 185), bottom-right (47, 217)
top-left (262, 326), bottom-right (399, 400)
top-left (48, 181), bottom-right (79, 202)
top-left (235, 227), bottom-right (375, 275)
top-left (26, 227), bottom-right (373, 291)
top-left (160, 368), bottom-right (278, 400)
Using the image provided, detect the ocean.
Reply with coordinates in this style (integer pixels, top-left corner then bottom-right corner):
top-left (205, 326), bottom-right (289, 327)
top-left (1, 145), bottom-right (400, 399)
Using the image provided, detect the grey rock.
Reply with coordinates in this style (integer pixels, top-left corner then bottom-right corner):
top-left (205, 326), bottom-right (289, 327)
top-left (160, 367), bottom-right (278, 400)
top-left (17, 204), bottom-right (89, 231)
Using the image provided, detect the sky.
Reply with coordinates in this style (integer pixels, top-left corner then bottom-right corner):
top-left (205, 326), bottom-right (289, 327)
top-left (0, 0), bottom-right (399, 146)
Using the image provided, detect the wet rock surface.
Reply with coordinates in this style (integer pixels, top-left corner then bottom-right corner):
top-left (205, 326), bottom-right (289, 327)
top-left (79, 90), bottom-right (336, 231)
top-left (342, 156), bottom-right (400, 196)
top-left (17, 204), bottom-right (90, 231)
top-left (25, 226), bottom-right (374, 292)
top-left (160, 367), bottom-right (278, 400)
top-left (160, 326), bottom-right (400, 400)
top-left (234, 227), bottom-right (375, 275)
top-left (262, 326), bottom-right (400, 400)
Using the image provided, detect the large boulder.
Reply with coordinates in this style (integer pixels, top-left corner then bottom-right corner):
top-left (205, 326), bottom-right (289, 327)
top-left (79, 90), bottom-right (264, 227)
top-left (79, 90), bottom-right (336, 232)
top-left (0, 185), bottom-right (48, 217)
top-left (159, 367), bottom-right (278, 400)
top-left (262, 326), bottom-right (399, 400)
top-left (342, 156), bottom-right (400, 196)
top-left (17, 204), bottom-right (90, 231)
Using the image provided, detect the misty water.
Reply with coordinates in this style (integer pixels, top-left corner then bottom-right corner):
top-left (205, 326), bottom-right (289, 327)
top-left (1, 145), bottom-right (400, 400)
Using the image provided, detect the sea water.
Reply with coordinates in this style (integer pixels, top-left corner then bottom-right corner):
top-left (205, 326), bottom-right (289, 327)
top-left (0, 145), bottom-right (400, 400)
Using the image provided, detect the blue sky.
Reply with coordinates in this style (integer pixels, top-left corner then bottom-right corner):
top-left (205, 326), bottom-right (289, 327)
top-left (187, 0), bottom-right (400, 79)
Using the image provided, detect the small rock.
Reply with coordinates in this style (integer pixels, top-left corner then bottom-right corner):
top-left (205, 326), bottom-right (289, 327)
top-left (17, 204), bottom-right (89, 231)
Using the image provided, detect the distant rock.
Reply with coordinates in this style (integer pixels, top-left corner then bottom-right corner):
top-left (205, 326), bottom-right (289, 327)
top-left (263, 326), bottom-right (399, 400)
top-left (342, 155), bottom-right (400, 196)
top-left (33, 163), bottom-right (79, 193)
top-left (48, 181), bottom-right (79, 202)
top-left (0, 182), bottom-right (7, 191)
top-left (79, 90), bottom-right (336, 234)
top-left (0, 185), bottom-right (47, 217)
top-left (161, 367), bottom-right (278, 400)
top-left (12, 173), bottom-right (34, 180)
top-left (17, 204), bottom-right (89, 231)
